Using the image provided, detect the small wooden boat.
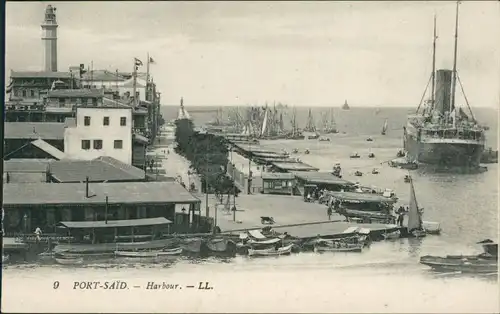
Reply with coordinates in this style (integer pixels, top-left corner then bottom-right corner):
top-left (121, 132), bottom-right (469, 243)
top-left (350, 152), bottom-right (360, 158)
top-left (371, 168), bottom-right (379, 174)
top-left (420, 240), bottom-right (498, 273)
top-left (366, 137), bottom-right (373, 142)
top-left (354, 171), bottom-right (363, 176)
top-left (115, 248), bottom-right (182, 258)
top-left (404, 175), bottom-right (411, 183)
top-left (314, 244), bottom-right (363, 253)
top-left (248, 244), bottom-right (294, 257)
top-left (382, 230), bottom-right (401, 240)
top-left (304, 149), bottom-right (310, 154)
top-left (368, 152), bottom-right (375, 158)
top-left (55, 256), bottom-right (84, 265)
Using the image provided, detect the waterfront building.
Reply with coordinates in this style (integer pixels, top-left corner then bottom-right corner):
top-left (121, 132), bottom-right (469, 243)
top-left (292, 171), bottom-right (354, 192)
top-left (2, 181), bottom-right (201, 234)
top-left (261, 172), bottom-right (296, 195)
top-left (64, 105), bottom-right (134, 164)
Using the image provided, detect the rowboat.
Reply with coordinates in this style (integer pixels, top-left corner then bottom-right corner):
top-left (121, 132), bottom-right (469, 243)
top-left (248, 244), bottom-right (294, 257)
top-left (313, 239), bottom-right (364, 253)
top-left (314, 245), bottom-right (363, 253)
top-left (55, 256), bottom-right (84, 265)
top-left (115, 248), bottom-right (182, 258)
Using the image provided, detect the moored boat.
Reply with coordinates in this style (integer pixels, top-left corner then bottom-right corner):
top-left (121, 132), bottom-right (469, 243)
top-left (55, 256), bottom-right (84, 265)
top-left (406, 176), bottom-right (427, 238)
top-left (313, 239), bottom-right (363, 253)
top-left (420, 239), bottom-right (498, 274)
top-left (248, 244), bottom-right (294, 257)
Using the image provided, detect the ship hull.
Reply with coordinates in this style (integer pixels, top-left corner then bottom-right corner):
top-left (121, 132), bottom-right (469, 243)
top-left (405, 134), bottom-right (484, 168)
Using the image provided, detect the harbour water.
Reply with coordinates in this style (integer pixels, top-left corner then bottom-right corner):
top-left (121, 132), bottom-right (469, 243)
top-left (2, 106), bottom-right (498, 313)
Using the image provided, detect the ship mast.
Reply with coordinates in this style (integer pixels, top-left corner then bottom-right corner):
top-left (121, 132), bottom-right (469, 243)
top-left (431, 14), bottom-right (437, 106)
top-left (450, 1), bottom-right (460, 112)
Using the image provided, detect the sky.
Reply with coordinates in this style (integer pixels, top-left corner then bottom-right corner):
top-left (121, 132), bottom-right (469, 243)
top-left (5, 1), bottom-right (500, 107)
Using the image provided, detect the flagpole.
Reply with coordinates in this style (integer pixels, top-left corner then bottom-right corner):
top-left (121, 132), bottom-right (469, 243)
top-left (115, 69), bottom-right (118, 91)
top-left (133, 59), bottom-right (137, 107)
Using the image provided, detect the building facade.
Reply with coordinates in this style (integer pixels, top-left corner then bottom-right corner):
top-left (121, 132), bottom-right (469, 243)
top-left (64, 106), bottom-right (133, 164)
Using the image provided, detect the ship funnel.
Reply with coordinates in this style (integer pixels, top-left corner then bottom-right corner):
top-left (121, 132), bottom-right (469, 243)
top-left (434, 69), bottom-right (453, 114)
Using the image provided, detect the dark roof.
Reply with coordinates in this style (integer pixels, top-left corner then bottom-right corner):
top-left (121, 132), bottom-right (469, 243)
top-left (5, 122), bottom-right (65, 140)
top-left (31, 139), bottom-right (67, 160)
top-left (58, 217), bottom-right (172, 229)
top-left (291, 171), bottom-right (353, 186)
top-left (47, 89), bottom-right (105, 98)
top-left (10, 71), bottom-right (73, 79)
top-left (49, 157), bottom-right (146, 183)
top-left (261, 172), bottom-right (295, 180)
top-left (3, 182), bottom-right (200, 206)
top-left (272, 162), bottom-right (319, 172)
top-left (327, 191), bottom-right (397, 203)
top-left (4, 159), bottom-right (52, 173)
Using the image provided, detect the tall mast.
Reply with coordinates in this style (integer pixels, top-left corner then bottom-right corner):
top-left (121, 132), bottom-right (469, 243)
top-left (431, 14), bottom-right (437, 105)
top-left (450, 1), bottom-right (460, 112)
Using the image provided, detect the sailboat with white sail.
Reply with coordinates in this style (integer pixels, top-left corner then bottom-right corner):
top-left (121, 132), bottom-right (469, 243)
top-left (407, 176), bottom-right (426, 238)
top-left (381, 119), bottom-right (388, 135)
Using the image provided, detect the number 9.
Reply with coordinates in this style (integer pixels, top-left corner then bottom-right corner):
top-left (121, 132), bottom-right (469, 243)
top-left (53, 281), bottom-right (59, 289)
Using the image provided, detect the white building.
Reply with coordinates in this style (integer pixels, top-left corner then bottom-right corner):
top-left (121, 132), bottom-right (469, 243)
top-left (80, 70), bottom-right (148, 102)
top-left (64, 104), bottom-right (133, 164)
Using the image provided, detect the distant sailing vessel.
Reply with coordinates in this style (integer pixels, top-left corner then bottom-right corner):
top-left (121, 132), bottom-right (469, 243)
top-left (287, 107), bottom-right (305, 140)
top-left (404, 5), bottom-right (485, 168)
top-left (381, 119), bottom-right (388, 135)
top-left (342, 100), bottom-right (350, 110)
top-left (303, 109), bottom-right (320, 139)
top-left (322, 108), bottom-right (338, 134)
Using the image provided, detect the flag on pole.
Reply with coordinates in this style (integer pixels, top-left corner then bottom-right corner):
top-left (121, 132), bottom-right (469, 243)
top-left (135, 58), bottom-right (143, 67)
top-left (149, 57), bottom-right (156, 64)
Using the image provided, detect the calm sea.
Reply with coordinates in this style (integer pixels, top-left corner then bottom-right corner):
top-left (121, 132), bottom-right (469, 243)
top-left (2, 106), bottom-right (498, 313)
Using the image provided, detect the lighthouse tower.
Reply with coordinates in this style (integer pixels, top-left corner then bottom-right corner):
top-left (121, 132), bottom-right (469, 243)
top-left (41, 5), bottom-right (58, 72)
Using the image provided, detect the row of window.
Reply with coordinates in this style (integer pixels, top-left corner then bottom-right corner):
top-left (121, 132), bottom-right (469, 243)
top-left (81, 139), bottom-right (123, 150)
top-left (59, 98), bottom-right (98, 106)
top-left (16, 90), bottom-right (37, 98)
top-left (84, 116), bottom-right (127, 126)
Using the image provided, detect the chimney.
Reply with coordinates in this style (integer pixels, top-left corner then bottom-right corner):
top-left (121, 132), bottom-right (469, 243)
top-left (85, 176), bottom-right (89, 198)
top-left (434, 69), bottom-right (453, 114)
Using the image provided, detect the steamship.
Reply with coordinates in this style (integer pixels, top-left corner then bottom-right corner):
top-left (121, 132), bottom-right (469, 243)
top-left (403, 3), bottom-right (485, 169)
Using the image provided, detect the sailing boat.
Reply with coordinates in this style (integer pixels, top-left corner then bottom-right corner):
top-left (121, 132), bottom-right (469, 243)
top-left (323, 109), bottom-right (338, 134)
top-left (260, 108), bottom-right (269, 137)
top-left (381, 119), bottom-right (388, 135)
top-left (342, 100), bottom-right (350, 110)
top-left (407, 176), bottom-right (426, 238)
top-left (303, 109), bottom-right (319, 139)
top-left (287, 107), bottom-right (305, 140)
